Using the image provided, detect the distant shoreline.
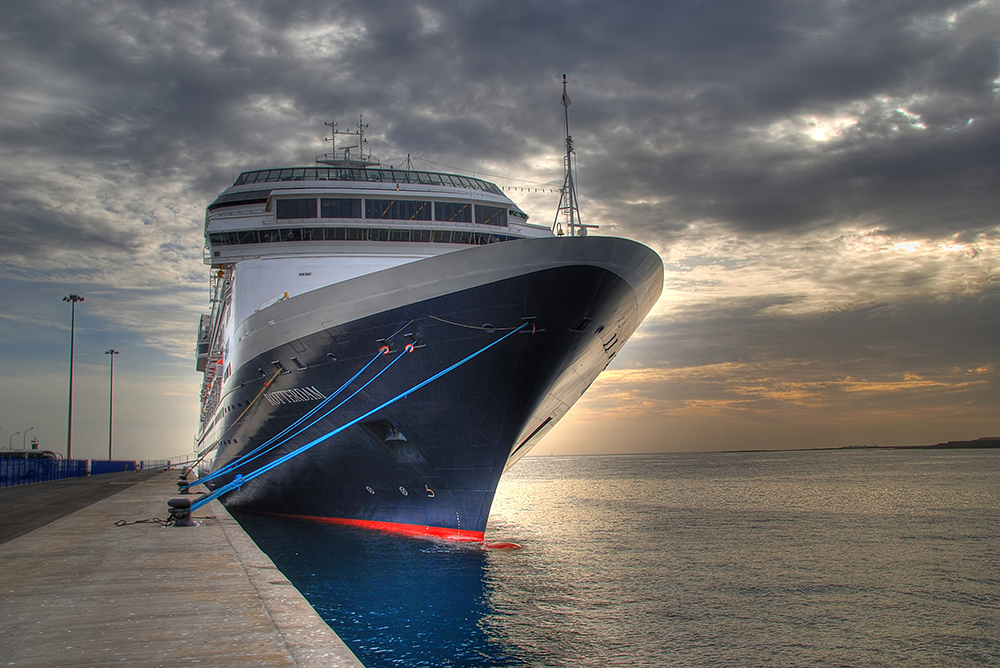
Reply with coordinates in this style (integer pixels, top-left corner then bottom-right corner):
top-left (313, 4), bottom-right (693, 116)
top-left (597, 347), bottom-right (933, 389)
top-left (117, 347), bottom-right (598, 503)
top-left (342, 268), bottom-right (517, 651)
top-left (872, 437), bottom-right (1000, 450)
top-left (725, 437), bottom-right (1000, 454)
top-left (526, 438), bottom-right (1000, 457)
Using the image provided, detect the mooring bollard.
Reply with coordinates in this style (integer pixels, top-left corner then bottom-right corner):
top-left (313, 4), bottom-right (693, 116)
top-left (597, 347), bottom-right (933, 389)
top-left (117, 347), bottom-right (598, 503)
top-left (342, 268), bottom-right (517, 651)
top-left (177, 474), bottom-right (190, 494)
top-left (167, 496), bottom-right (197, 527)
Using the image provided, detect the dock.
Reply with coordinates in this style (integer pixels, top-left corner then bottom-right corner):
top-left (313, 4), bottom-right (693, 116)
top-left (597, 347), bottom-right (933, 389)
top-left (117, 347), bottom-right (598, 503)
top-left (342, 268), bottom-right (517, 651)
top-left (0, 470), bottom-right (365, 667)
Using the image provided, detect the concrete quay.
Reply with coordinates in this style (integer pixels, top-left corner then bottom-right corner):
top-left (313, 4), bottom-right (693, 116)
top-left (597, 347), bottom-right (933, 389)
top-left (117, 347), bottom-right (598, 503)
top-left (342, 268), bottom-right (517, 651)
top-left (0, 471), bottom-right (365, 667)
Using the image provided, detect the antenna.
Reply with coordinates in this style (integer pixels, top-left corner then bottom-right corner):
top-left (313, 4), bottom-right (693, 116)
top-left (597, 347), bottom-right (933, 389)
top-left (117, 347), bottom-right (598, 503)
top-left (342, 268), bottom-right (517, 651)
top-left (553, 74), bottom-right (598, 237)
top-left (317, 114), bottom-right (379, 167)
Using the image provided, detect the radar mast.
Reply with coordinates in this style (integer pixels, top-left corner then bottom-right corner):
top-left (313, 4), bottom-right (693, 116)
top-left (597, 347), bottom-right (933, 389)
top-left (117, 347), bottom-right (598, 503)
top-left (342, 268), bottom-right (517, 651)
top-left (553, 74), bottom-right (598, 237)
top-left (316, 114), bottom-right (380, 168)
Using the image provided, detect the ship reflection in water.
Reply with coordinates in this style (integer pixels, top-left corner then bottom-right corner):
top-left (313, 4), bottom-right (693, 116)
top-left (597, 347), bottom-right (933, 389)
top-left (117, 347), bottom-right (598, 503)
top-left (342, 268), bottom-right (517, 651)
top-left (235, 451), bottom-right (1000, 668)
top-left (233, 512), bottom-right (529, 667)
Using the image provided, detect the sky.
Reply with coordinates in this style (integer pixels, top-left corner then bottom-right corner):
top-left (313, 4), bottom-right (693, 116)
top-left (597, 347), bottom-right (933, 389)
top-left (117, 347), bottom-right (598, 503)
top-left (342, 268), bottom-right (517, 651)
top-left (1, 0), bottom-right (998, 461)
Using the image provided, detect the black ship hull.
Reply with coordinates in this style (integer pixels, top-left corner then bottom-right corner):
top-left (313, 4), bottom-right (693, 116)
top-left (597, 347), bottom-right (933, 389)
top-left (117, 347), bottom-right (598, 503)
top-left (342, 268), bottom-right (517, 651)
top-left (201, 237), bottom-right (662, 540)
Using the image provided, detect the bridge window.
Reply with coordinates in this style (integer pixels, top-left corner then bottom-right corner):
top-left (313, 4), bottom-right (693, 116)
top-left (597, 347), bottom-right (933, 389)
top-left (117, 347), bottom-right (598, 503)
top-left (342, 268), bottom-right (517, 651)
top-left (365, 199), bottom-right (432, 221)
top-left (276, 198), bottom-right (317, 219)
top-left (321, 198), bottom-right (362, 218)
top-left (208, 226), bottom-right (521, 247)
top-left (435, 202), bottom-right (472, 222)
top-left (475, 204), bottom-right (507, 227)
top-left (233, 168), bottom-right (504, 194)
top-left (237, 230), bottom-right (259, 244)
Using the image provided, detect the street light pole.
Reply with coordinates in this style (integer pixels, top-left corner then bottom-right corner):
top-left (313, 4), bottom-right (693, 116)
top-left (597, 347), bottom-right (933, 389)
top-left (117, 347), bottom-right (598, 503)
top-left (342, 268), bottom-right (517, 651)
top-left (22, 427), bottom-right (34, 449)
top-left (9, 431), bottom-right (20, 450)
top-left (105, 349), bottom-right (119, 460)
top-left (63, 294), bottom-right (84, 460)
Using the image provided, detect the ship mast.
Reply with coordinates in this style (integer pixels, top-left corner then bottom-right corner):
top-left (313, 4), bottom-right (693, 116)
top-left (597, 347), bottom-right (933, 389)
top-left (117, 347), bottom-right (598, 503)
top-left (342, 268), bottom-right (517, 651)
top-left (553, 74), bottom-right (598, 237)
top-left (316, 114), bottom-right (379, 168)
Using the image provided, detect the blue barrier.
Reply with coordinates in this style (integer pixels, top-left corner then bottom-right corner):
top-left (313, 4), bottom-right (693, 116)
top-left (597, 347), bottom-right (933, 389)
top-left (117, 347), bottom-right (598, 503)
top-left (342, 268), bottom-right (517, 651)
top-left (0, 458), bottom-right (89, 489)
top-left (91, 460), bottom-right (139, 475)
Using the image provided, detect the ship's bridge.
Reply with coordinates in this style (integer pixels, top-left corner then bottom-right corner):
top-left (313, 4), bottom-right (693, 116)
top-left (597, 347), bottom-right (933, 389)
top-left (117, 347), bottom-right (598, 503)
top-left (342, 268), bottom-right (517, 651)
top-left (203, 166), bottom-right (549, 267)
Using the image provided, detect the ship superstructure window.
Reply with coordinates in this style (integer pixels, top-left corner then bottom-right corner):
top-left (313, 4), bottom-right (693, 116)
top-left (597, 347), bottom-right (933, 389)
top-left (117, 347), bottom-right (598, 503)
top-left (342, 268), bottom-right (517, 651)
top-left (435, 201), bottom-right (472, 223)
top-left (475, 204), bottom-right (507, 227)
top-left (321, 198), bottom-right (362, 218)
top-left (209, 227), bottom-right (521, 248)
top-left (366, 199), bottom-right (432, 221)
top-left (276, 198), bottom-right (317, 219)
top-left (233, 168), bottom-right (504, 195)
top-left (207, 189), bottom-right (272, 212)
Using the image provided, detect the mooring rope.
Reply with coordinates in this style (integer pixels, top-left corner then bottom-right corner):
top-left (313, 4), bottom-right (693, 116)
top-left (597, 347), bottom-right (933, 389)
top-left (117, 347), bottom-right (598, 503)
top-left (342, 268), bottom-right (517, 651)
top-left (190, 322), bottom-right (528, 511)
top-left (190, 345), bottom-right (410, 490)
top-left (186, 347), bottom-right (390, 489)
top-left (185, 367), bottom-right (282, 476)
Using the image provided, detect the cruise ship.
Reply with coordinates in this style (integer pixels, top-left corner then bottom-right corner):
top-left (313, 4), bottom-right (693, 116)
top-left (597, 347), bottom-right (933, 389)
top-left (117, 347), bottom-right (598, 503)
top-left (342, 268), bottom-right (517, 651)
top-left (189, 102), bottom-right (663, 541)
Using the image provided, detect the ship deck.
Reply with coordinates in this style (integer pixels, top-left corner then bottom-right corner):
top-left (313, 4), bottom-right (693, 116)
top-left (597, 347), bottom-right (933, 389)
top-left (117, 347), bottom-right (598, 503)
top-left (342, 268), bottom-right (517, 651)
top-left (0, 470), bottom-right (364, 667)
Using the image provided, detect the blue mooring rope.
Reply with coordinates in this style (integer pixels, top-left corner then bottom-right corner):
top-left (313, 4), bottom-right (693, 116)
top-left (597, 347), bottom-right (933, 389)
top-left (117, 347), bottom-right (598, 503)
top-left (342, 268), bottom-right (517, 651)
top-left (202, 346), bottom-right (409, 483)
top-left (185, 348), bottom-right (389, 489)
top-left (190, 322), bottom-right (528, 511)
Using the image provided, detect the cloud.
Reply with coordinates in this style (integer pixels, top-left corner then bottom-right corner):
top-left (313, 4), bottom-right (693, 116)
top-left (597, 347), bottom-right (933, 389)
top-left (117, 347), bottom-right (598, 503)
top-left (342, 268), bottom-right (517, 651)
top-left (1, 0), bottom-right (998, 457)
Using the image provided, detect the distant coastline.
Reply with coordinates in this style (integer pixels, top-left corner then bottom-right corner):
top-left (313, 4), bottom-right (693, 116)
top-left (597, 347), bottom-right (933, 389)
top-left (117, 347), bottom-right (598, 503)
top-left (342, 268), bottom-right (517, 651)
top-left (877, 436), bottom-right (1000, 450)
top-left (726, 437), bottom-right (1000, 454)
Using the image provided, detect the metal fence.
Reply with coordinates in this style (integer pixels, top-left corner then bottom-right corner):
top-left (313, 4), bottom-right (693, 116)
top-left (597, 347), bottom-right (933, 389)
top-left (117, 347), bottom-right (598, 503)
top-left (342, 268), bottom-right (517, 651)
top-left (0, 453), bottom-right (198, 490)
top-left (141, 454), bottom-right (197, 470)
top-left (90, 460), bottom-right (139, 475)
top-left (0, 459), bottom-right (89, 489)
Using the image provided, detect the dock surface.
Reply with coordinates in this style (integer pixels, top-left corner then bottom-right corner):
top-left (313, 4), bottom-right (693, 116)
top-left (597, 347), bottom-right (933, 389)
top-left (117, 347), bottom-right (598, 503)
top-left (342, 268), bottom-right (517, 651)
top-left (0, 471), bottom-right (365, 667)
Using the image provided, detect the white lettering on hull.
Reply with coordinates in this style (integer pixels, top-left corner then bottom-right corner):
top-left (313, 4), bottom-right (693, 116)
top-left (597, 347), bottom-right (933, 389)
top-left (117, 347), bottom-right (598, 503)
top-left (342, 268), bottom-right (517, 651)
top-left (264, 386), bottom-right (327, 406)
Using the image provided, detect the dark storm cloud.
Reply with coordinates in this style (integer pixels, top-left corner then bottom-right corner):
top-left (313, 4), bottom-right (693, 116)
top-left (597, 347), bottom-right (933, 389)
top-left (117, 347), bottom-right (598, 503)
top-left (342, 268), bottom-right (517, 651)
top-left (644, 288), bottom-right (1000, 376)
top-left (4, 0), bottom-right (997, 236)
top-left (1, 0), bottom-right (998, 455)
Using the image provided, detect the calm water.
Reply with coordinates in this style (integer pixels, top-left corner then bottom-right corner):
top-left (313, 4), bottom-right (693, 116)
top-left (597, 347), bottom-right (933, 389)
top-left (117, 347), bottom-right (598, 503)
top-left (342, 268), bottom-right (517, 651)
top-left (236, 449), bottom-right (1000, 667)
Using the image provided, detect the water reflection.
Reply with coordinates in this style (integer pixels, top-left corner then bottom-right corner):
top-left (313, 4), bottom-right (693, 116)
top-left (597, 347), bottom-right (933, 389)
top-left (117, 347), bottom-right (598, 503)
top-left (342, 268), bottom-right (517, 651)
top-left (235, 451), bottom-right (1000, 668)
top-left (234, 513), bottom-right (534, 667)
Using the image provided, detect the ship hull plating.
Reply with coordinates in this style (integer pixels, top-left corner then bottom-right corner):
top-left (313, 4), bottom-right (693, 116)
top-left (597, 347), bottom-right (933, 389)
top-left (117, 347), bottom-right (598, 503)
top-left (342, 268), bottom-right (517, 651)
top-left (204, 238), bottom-right (662, 539)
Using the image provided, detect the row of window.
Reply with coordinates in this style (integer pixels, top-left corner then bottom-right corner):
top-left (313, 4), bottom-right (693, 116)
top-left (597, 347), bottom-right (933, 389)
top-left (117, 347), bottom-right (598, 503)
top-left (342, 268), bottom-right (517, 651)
top-left (274, 198), bottom-right (508, 227)
top-left (235, 167), bottom-right (503, 195)
top-left (208, 226), bottom-right (522, 248)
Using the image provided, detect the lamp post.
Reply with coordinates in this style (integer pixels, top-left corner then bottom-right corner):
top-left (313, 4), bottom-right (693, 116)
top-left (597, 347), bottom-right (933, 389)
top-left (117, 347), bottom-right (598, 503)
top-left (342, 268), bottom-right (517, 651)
top-left (9, 431), bottom-right (20, 450)
top-left (22, 427), bottom-right (34, 449)
top-left (63, 294), bottom-right (84, 460)
top-left (105, 349), bottom-right (119, 460)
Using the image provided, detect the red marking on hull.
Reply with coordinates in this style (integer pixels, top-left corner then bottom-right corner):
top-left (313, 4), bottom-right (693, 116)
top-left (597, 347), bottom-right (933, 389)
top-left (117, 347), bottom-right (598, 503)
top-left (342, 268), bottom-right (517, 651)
top-left (483, 541), bottom-right (521, 550)
top-left (272, 512), bottom-right (485, 542)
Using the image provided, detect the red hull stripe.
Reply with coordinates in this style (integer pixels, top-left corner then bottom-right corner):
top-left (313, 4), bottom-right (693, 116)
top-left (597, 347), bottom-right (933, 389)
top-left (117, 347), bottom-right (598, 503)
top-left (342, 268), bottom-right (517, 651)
top-left (271, 512), bottom-right (486, 542)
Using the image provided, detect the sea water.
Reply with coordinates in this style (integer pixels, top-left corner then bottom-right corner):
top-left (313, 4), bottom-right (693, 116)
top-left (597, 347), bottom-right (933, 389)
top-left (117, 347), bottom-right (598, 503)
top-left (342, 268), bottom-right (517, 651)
top-left (235, 449), bottom-right (1000, 667)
